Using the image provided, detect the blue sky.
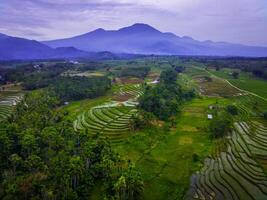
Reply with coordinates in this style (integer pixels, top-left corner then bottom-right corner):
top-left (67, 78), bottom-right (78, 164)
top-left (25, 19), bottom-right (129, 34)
top-left (0, 0), bottom-right (267, 46)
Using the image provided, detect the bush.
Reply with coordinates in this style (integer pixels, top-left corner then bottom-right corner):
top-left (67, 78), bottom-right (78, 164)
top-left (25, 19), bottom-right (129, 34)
top-left (226, 105), bottom-right (238, 115)
top-left (209, 112), bottom-right (233, 139)
top-left (263, 111), bottom-right (267, 119)
top-left (192, 153), bottom-right (199, 162)
top-left (232, 71), bottom-right (239, 79)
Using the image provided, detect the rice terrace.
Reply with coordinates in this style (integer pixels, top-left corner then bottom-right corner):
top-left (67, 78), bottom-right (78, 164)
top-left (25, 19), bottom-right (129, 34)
top-left (1, 0), bottom-right (267, 199)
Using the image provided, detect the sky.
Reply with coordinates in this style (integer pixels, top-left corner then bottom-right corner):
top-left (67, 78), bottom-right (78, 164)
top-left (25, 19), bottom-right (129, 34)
top-left (0, 0), bottom-right (267, 46)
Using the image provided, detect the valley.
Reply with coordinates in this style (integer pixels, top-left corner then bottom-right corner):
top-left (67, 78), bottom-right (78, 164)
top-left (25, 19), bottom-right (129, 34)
top-left (0, 57), bottom-right (267, 200)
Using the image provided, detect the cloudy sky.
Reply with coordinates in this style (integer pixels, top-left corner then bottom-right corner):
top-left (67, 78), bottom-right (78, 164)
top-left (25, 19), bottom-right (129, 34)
top-left (0, 0), bottom-right (267, 46)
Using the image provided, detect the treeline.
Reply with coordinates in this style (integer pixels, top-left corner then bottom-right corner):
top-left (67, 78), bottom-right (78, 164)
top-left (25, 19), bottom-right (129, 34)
top-left (76, 61), bottom-right (109, 72)
top-left (51, 76), bottom-right (111, 102)
top-left (0, 62), bottom-right (74, 84)
top-left (0, 90), bottom-right (143, 199)
top-left (118, 67), bottom-right (150, 78)
top-left (197, 58), bottom-right (267, 79)
top-left (0, 62), bottom-right (111, 102)
top-left (138, 68), bottom-right (194, 120)
top-left (22, 74), bottom-right (111, 102)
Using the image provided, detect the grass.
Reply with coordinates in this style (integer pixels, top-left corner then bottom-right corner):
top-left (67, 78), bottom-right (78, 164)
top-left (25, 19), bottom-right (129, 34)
top-left (62, 96), bottom-right (111, 121)
top-left (113, 98), bottom-right (221, 199)
top-left (62, 70), bottom-right (106, 77)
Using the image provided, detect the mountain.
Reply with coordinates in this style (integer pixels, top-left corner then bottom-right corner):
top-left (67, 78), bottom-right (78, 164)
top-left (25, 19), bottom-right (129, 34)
top-left (0, 34), bottom-right (91, 60)
top-left (44, 23), bottom-right (267, 57)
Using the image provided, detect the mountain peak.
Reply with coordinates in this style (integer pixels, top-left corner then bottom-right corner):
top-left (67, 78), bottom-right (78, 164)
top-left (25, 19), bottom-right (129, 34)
top-left (118, 23), bottom-right (161, 34)
top-left (0, 33), bottom-right (9, 38)
top-left (92, 28), bottom-right (105, 33)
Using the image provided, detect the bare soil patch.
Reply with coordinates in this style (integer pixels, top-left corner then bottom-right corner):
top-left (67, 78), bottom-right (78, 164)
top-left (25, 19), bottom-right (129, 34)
top-left (116, 77), bottom-right (144, 84)
top-left (112, 93), bottom-right (135, 101)
top-left (194, 76), bottom-right (241, 97)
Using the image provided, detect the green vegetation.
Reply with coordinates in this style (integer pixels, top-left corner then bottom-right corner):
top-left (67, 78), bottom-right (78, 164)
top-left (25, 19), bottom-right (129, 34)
top-left (0, 90), bottom-right (143, 199)
top-left (139, 69), bottom-right (184, 120)
top-left (1, 57), bottom-right (267, 200)
top-left (232, 71), bottom-right (239, 79)
top-left (209, 112), bottom-right (233, 138)
top-left (51, 76), bottom-right (111, 102)
top-left (206, 67), bottom-right (267, 99)
top-left (115, 98), bottom-right (215, 199)
top-left (74, 105), bottom-right (138, 143)
top-left (226, 104), bottom-right (239, 115)
top-left (118, 66), bottom-right (150, 78)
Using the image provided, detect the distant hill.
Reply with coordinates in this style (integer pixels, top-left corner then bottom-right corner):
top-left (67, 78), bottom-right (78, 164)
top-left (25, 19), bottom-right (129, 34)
top-left (0, 33), bottom-right (91, 60)
top-left (44, 23), bottom-right (267, 57)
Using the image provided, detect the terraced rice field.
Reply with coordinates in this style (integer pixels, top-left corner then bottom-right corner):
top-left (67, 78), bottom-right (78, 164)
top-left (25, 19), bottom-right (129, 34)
top-left (0, 94), bottom-right (23, 121)
top-left (74, 83), bottom-right (144, 143)
top-left (74, 104), bottom-right (138, 143)
top-left (116, 84), bottom-right (144, 100)
top-left (185, 95), bottom-right (267, 200)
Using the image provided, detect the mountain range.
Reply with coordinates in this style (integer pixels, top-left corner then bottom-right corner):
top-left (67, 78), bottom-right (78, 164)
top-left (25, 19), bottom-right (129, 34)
top-left (1, 23), bottom-right (267, 60)
top-left (0, 33), bottom-right (92, 60)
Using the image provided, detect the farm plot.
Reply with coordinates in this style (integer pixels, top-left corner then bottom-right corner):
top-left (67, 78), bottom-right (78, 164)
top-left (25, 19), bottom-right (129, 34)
top-left (185, 120), bottom-right (267, 200)
top-left (0, 94), bottom-right (23, 121)
top-left (185, 94), bottom-right (267, 200)
top-left (113, 83), bottom-right (144, 101)
top-left (193, 75), bottom-right (242, 97)
top-left (234, 95), bottom-right (267, 119)
top-left (74, 105), bottom-right (138, 143)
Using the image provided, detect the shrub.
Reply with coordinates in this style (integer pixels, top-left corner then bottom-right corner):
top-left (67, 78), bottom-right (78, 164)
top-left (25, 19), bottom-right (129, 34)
top-left (209, 112), bottom-right (233, 139)
top-left (232, 71), bottom-right (239, 79)
top-left (192, 153), bottom-right (199, 162)
top-left (263, 111), bottom-right (267, 119)
top-left (226, 105), bottom-right (238, 115)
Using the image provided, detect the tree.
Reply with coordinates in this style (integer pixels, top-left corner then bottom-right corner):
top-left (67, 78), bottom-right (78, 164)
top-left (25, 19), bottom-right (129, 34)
top-left (129, 111), bottom-right (155, 130)
top-left (139, 69), bottom-right (185, 120)
top-left (263, 111), bottom-right (267, 119)
top-left (232, 71), bottom-right (239, 79)
top-left (226, 105), bottom-right (238, 115)
top-left (209, 112), bottom-right (233, 138)
top-left (113, 164), bottom-right (144, 200)
top-left (160, 68), bottom-right (177, 84)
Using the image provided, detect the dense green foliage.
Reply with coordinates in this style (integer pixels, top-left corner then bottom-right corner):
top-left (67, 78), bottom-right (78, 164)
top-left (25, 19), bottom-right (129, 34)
top-left (119, 67), bottom-right (150, 78)
top-left (23, 76), bottom-right (111, 102)
top-left (209, 112), bottom-right (233, 138)
top-left (0, 91), bottom-right (143, 200)
top-left (1, 63), bottom-right (73, 84)
top-left (22, 70), bottom-right (111, 101)
top-left (232, 71), bottom-right (239, 79)
top-left (139, 69), bottom-right (183, 120)
top-left (226, 105), bottom-right (238, 115)
top-left (51, 76), bottom-right (111, 102)
top-left (0, 62), bottom-right (111, 103)
top-left (264, 111), bottom-right (267, 119)
top-left (194, 57), bottom-right (267, 80)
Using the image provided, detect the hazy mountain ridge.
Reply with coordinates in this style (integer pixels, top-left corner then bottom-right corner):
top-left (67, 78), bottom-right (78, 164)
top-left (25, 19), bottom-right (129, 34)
top-left (0, 34), bottom-right (92, 60)
top-left (43, 23), bottom-right (267, 57)
top-left (1, 23), bottom-right (267, 60)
